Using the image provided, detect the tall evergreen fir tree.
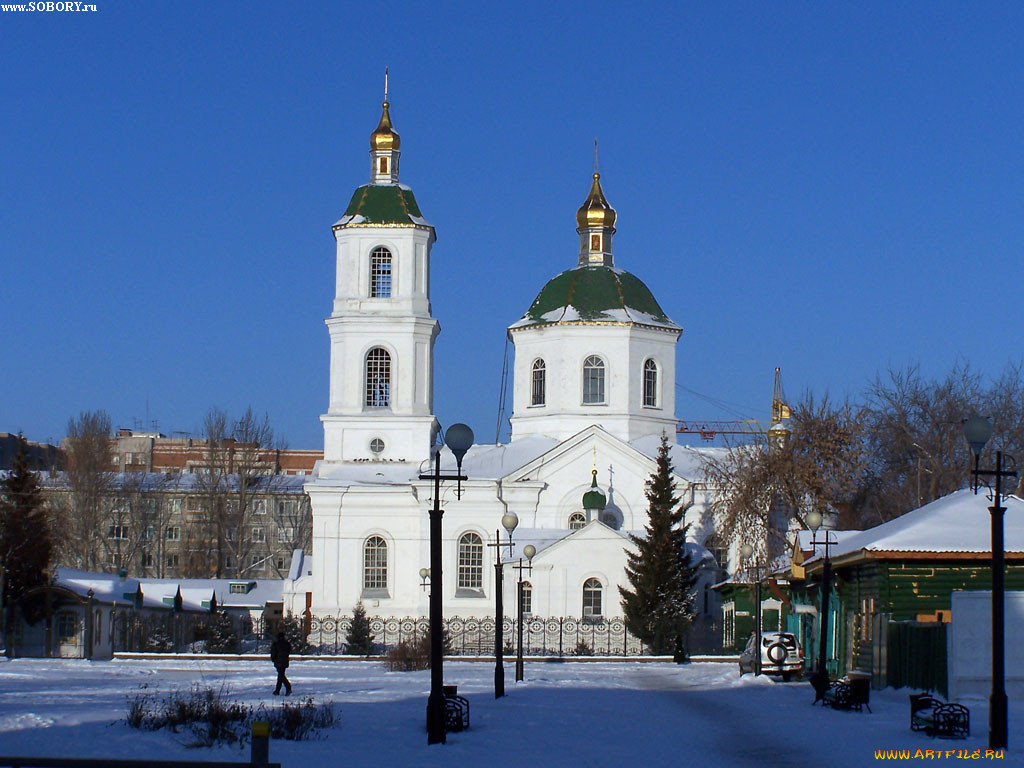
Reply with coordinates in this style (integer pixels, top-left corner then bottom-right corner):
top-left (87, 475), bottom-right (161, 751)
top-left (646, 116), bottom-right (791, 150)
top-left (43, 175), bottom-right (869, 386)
top-left (619, 433), bottom-right (699, 657)
top-left (345, 601), bottom-right (373, 655)
top-left (1, 436), bottom-right (53, 649)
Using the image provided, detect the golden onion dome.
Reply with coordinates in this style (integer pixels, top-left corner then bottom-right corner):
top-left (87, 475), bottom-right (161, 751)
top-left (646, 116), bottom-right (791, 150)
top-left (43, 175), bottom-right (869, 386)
top-left (370, 101), bottom-right (401, 151)
top-left (576, 172), bottom-right (616, 230)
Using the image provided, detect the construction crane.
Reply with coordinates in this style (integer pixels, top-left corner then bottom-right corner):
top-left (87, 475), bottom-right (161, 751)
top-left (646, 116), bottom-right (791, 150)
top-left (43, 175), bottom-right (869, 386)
top-left (677, 367), bottom-right (790, 441)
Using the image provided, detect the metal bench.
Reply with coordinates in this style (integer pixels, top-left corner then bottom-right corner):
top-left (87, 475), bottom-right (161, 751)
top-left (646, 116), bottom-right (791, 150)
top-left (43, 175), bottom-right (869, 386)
top-left (443, 685), bottom-right (470, 732)
top-left (822, 674), bottom-right (871, 713)
top-left (910, 693), bottom-right (969, 739)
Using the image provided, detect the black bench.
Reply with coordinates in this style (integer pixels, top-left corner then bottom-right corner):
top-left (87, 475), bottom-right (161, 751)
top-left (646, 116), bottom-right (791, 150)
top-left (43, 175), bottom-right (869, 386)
top-left (822, 674), bottom-right (871, 713)
top-left (909, 693), bottom-right (969, 739)
top-left (443, 685), bottom-right (470, 733)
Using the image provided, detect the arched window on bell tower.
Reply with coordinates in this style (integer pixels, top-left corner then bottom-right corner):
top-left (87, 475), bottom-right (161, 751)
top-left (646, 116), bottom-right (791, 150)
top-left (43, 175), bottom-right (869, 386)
top-left (531, 359), bottom-right (546, 405)
top-left (370, 247), bottom-right (392, 298)
top-left (365, 348), bottom-right (391, 408)
top-left (583, 356), bottom-right (606, 404)
top-left (643, 358), bottom-right (658, 407)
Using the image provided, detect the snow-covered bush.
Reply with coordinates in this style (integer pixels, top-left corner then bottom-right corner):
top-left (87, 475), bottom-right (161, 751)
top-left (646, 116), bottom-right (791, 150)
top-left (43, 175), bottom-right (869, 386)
top-left (144, 626), bottom-right (174, 653)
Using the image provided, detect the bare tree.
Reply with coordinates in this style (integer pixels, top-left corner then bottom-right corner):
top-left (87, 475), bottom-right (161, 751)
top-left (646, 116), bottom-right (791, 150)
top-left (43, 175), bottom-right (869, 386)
top-left (270, 490), bottom-right (311, 577)
top-left (702, 394), bottom-right (870, 558)
top-left (114, 471), bottom-right (179, 578)
top-left (188, 407), bottom-right (281, 578)
top-left (704, 362), bottom-right (1024, 548)
top-left (60, 411), bottom-right (115, 571)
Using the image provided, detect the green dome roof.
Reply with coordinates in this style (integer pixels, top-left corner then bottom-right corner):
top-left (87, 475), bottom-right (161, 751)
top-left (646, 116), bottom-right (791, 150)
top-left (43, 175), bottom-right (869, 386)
top-left (582, 470), bottom-right (607, 511)
top-left (510, 265), bottom-right (679, 331)
top-left (334, 184), bottom-right (431, 228)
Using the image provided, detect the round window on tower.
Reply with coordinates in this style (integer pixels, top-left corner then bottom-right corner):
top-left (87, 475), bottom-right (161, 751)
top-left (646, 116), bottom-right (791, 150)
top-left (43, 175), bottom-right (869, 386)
top-left (370, 438), bottom-right (385, 455)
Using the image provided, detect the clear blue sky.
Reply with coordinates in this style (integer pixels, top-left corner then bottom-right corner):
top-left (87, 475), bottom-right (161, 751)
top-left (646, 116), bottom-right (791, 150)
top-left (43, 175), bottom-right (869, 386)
top-left (3, 2), bottom-right (1022, 449)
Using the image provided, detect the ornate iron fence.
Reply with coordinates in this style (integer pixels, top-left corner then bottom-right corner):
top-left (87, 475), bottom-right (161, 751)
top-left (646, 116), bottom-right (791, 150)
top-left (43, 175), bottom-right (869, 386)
top-left (113, 612), bottom-right (646, 657)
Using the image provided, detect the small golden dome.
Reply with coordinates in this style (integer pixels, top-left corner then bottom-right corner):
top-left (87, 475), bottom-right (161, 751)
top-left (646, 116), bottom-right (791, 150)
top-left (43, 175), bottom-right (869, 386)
top-left (576, 173), bottom-right (616, 230)
top-left (370, 101), bottom-right (401, 151)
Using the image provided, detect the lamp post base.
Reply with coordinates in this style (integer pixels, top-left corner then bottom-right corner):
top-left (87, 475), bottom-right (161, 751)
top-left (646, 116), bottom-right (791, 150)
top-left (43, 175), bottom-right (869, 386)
top-left (990, 691), bottom-right (1007, 750)
top-left (427, 691), bottom-right (446, 745)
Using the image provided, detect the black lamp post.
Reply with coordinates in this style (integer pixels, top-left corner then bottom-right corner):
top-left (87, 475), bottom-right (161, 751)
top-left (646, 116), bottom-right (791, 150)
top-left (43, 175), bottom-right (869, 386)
top-left (513, 544), bottom-right (536, 682)
top-left (488, 512), bottom-right (518, 699)
top-left (805, 510), bottom-right (836, 684)
top-left (419, 423), bottom-right (473, 746)
top-left (739, 544), bottom-right (763, 675)
top-left (965, 415), bottom-right (1016, 751)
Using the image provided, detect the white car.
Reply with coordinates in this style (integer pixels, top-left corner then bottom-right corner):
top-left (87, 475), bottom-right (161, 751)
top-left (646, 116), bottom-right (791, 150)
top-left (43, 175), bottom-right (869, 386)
top-left (738, 631), bottom-right (804, 680)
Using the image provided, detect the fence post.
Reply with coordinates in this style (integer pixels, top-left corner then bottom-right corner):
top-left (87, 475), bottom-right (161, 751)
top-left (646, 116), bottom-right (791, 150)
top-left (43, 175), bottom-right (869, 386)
top-left (251, 720), bottom-right (269, 765)
top-left (559, 617), bottom-right (564, 657)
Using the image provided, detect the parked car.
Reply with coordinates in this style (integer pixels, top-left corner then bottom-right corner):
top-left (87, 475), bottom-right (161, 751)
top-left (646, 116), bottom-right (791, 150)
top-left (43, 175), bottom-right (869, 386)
top-left (738, 631), bottom-right (804, 680)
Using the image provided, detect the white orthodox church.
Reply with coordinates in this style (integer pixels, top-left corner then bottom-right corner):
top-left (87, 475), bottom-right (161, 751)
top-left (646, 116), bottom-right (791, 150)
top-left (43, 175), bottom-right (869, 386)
top-left (283, 97), bottom-right (726, 626)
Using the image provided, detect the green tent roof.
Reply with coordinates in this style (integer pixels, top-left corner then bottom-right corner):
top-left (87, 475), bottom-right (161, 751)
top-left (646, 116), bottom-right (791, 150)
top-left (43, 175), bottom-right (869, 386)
top-left (510, 266), bottom-right (679, 331)
top-left (334, 184), bottom-right (431, 228)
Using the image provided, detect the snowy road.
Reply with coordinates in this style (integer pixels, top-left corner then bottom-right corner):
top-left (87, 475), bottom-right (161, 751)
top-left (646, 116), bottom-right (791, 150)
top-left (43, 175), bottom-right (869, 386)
top-left (0, 658), bottom-right (1018, 767)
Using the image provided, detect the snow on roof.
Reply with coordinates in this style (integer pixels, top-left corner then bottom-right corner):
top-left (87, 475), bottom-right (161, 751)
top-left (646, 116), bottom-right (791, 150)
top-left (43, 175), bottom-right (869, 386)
top-left (55, 568), bottom-right (142, 602)
top-left (287, 549), bottom-right (312, 581)
top-left (178, 587), bottom-right (216, 612)
top-left (452, 437), bottom-right (559, 478)
top-left (498, 527), bottom-right (576, 561)
top-left (313, 437), bottom-right (559, 486)
top-left (796, 529), bottom-right (864, 565)
top-left (826, 489), bottom-right (1024, 559)
top-left (137, 581), bottom-right (180, 610)
top-left (629, 435), bottom-right (727, 481)
top-left (133, 577), bottom-right (282, 608)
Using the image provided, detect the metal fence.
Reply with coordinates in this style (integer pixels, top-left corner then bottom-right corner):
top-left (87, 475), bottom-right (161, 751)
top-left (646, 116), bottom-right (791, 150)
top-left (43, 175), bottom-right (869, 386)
top-left (113, 612), bottom-right (646, 657)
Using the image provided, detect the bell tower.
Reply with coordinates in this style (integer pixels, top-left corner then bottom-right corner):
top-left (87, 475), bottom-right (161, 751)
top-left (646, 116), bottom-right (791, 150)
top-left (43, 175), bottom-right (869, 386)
top-left (320, 85), bottom-right (439, 466)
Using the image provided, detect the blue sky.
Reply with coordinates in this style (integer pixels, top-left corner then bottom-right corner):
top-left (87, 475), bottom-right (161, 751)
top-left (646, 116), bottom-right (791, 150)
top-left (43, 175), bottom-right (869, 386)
top-left (3, 2), bottom-right (1022, 449)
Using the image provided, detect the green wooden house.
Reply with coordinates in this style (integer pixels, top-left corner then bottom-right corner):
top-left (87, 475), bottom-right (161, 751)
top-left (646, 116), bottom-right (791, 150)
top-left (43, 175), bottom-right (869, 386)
top-left (798, 490), bottom-right (1024, 689)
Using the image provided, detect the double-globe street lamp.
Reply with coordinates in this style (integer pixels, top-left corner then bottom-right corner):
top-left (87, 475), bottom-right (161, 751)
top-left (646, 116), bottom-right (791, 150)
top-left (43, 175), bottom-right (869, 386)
top-left (739, 543), bottom-right (764, 675)
top-left (419, 423), bottom-right (474, 746)
top-left (964, 416), bottom-right (1017, 750)
top-left (513, 544), bottom-right (536, 682)
top-left (488, 512), bottom-right (519, 698)
top-left (804, 510), bottom-right (837, 693)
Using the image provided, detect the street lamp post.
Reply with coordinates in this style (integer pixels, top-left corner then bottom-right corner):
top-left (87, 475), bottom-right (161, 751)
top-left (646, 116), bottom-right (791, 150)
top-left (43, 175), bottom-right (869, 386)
top-left (513, 544), bottom-right (536, 682)
top-left (488, 512), bottom-right (518, 699)
top-left (965, 415), bottom-right (1017, 751)
top-left (739, 543), bottom-right (763, 676)
top-left (419, 423), bottom-right (473, 746)
top-left (805, 510), bottom-right (836, 686)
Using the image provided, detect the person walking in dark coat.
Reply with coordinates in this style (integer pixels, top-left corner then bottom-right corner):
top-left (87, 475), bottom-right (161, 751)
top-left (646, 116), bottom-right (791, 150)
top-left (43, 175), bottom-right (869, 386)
top-left (270, 631), bottom-right (292, 695)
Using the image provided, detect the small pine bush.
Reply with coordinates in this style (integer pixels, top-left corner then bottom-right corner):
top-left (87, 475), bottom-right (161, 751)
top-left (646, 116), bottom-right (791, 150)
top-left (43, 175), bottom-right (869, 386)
top-left (573, 640), bottom-right (593, 656)
top-left (206, 611), bottom-right (239, 653)
top-left (345, 602), bottom-right (373, 655)
top-left (145, 626), bottom-right (175, 653)
top-left (279, 614), bottom-right (310, 654)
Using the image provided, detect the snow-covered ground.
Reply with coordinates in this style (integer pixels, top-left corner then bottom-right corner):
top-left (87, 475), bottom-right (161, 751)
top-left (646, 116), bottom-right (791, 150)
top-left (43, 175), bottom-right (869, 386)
top-left (0, 657), bottom-right (1019, 766)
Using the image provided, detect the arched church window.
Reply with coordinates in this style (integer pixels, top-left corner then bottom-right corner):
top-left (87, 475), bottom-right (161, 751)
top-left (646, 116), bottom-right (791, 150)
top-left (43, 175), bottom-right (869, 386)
top-left (520, 581), bottom-right (533, 616)
top-left (643, 359), bottom-right (658, 407)
top-left (370, 247), bottom-right (392, 298)
top-left (365, 348), bottom-right (391, 407)
top-left (378, 157), bottom-right (389, 175)
top-left (363, 535), bottom-right (388, 592)
top-left (582, 578), bottom-right (603, 618)
top-left (457, 532), bottom-right (484, 592)
top-left (531, 359), bottom-right (546, 406)
top-left (568, 512), bottom-right (586, 530)
top-left (582, 356), bottom-right (605, 404)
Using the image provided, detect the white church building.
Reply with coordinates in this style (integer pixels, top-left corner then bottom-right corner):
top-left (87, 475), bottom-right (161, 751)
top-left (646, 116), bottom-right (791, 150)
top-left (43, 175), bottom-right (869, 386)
top-left (283, 97), bottom-right (727, 628)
